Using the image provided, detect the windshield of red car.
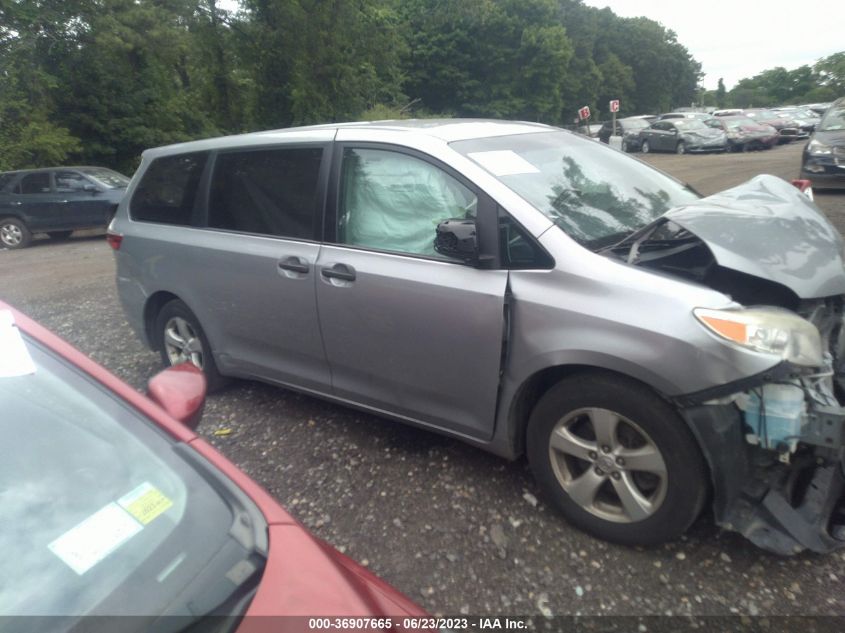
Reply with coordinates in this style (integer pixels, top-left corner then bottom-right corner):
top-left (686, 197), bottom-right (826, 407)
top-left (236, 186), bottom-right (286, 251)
top-left (452, 130), bottom-right (699, 248)
top-left (0, 323), bottom-right (266, 623)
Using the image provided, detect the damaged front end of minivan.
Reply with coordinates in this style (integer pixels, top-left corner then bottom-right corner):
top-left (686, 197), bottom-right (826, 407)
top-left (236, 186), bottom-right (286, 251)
top-left (605, 175), bottom-right (845, 555)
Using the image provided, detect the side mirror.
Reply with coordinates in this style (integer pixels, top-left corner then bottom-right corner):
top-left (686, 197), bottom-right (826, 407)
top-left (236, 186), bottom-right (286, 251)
top-left (434, 218), bottom-right (479, 264)
top-left (83, 183), bottom-right (99, 194)
top-left (147, 363), bottom-right (207, 430)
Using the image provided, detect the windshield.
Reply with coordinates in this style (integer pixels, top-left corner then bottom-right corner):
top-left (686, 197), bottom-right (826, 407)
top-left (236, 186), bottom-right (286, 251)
top-left (0, 318), bottom-right (265, 623)
top-left (77, 167), bottom-right (130, 189)
top-left (452, 131), bottom-right (699, 247)
top-left (725, 118), bottom-right (756, 130)
top-left (746, 110), bottom-right (776, 120)
top-left (674, 119), bottom-right (709, 131)
top-left (819, 103), bottom-right (845, 131)
top-left (622, 119), bottom-right (650, 130)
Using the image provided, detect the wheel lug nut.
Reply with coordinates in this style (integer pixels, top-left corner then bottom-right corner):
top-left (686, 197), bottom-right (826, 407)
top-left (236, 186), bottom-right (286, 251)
top-left (601, 445), bottom-right (611, 453)
top-left (595, 466), bottom-right (605, 476)
top-left (611, 471), bottom-right (621, 480)
top-left (616, 457), bottom-right (625, 466)
top-left (588, 451), bottom-right (598, 460)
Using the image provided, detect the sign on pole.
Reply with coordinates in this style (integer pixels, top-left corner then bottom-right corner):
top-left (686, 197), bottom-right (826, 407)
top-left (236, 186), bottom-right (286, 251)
top-left (578, 106), bottom-right (591, 120)
top-left (609, 99), bottom-right (620, 113)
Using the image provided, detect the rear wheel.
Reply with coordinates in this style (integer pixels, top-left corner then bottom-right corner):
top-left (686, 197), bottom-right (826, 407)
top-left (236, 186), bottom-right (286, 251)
top-left (526, 372), bottom-right (708, 546)
top-left (621, 140), bottom-right (629, 152)
top-left (0, 217), bottom-right (31, 249)
top-left (641, 140), bottom-right (651, 154)
top-left (154, 299), bottom-right (228, 392)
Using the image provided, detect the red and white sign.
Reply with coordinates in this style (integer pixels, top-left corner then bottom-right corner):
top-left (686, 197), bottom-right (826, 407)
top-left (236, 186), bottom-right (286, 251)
top-left (609, 99), bottom-right (620, 113)
top-left (578, 106), bottom-right (591, 120)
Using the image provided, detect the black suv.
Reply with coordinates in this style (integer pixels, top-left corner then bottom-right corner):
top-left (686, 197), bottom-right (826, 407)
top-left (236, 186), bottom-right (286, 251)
top-left (0, 166), bottom-right (129, 249)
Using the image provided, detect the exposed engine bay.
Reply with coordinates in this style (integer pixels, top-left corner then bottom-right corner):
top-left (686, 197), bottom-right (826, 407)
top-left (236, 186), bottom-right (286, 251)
top-left (602, 176), bottom-right (845, 554)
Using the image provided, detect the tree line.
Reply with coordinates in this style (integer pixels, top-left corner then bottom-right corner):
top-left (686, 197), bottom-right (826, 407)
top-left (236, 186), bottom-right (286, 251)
top-left (0, 0), bottom-right (834, 175)
top-left (700, 54), bottom-right (845, 110)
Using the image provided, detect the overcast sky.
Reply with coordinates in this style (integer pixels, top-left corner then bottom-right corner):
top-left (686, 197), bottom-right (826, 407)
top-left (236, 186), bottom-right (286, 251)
top-left (581, 0), bottom-right (845, 90)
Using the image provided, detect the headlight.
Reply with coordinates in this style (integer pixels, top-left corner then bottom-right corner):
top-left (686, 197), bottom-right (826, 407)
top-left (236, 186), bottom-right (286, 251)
top-left (807, 139), bottom-right (832, 155)
top-left (693, 307), bottom-right (823, 366)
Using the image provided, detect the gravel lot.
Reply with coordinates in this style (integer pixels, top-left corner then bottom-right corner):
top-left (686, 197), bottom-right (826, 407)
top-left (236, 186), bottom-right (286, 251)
top-left (3, 141), bottom-right (845, 621)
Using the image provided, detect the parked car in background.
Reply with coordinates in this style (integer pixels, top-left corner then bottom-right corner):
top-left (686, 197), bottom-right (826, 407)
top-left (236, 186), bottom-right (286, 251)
top-left (597, 116), bottom-right (652, 151)
top-left (0, 166), bottom-right (129, 249)
top-left (704, 116), bottom-right (779, 151)
top-left (741, 109), bottom-right (803, 143)
top-left (0, 301), bottom-right (424, 625)
top-left (638, 118), bottom-right (727, 154)
top-left (656, 112), bottom-right (713, 122)
top-left (801, 96), bottom-right (845, 190)
top-left (773, 107), bottom-right (819, 134)
top-left (109, 120), bottom-right (845, 556)
top-left (803, 102), bottom-right (832, 116)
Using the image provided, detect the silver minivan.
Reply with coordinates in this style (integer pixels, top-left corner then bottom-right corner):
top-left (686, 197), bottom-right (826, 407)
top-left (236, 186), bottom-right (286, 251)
top-left (110, 120), bottom-right (845, 555)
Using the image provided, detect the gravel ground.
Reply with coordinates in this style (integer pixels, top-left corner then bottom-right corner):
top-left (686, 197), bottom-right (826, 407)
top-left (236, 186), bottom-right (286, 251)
top-left (3, 141), bottom-right (845, 620)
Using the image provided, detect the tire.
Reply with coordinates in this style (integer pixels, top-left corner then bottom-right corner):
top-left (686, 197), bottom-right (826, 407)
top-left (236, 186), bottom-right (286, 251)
top-left (675, 141), bottom-right (686, 155)
top-left (0, 217), bottom-right (32, 249)
top-left (621, 140), bottom-right (629, 153)
top-left (48, 230), bottom-right (73, 241)
top-left (641, 140), bottom-right (650, 154)
top-left (154, 299), bottom-right (228, 392)
top-left (526, 372), bottom-right (708, 546)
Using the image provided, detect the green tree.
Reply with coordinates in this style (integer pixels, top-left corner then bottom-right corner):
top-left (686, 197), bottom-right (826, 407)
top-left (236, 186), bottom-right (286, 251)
top-left (0, 0), bottom-right (83, 169)
top-left (240, 0), bottom-right (406, 127)
top-left (716, 78), bottom-right (726, 108)
top-left (400, 0), bottom-right (573, 122)
top-left (814, 52), bottom-right (845, 95)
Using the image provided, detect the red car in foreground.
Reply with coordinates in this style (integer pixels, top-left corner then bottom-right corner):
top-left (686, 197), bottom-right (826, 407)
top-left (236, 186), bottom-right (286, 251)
top-left (0, 301), bottom-right (424, 631)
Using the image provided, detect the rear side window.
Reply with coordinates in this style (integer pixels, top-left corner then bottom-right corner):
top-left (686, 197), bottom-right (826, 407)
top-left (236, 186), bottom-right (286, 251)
top-left (208, 147), bottom-right (323, 240)
top-left (0, 173), bottom-right (16, 191)
top-left (131, 153), bottom-right (208, 225)
top-left (55, 171), bottom-right (90, 192)
top-left (17, 172), bottom-right (51, 194)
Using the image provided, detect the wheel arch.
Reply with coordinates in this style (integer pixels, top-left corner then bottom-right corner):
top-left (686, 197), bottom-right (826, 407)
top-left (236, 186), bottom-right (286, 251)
top-left (143, 291), bottom-right (181, 351)
top-left (506, 363), bottom-right (701, 461)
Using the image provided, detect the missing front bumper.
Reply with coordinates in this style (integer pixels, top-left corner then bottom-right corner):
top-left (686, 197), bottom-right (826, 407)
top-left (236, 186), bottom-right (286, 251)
top-left (683, 403), bottom-right (845, 555)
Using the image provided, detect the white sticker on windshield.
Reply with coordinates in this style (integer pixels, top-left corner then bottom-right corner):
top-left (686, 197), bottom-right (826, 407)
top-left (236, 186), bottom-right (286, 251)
top-left (0, 310), bottom-right (36, 378)
top-left (467, 150), bottom-right (540, 176)
top-left (48, 502), bottom-right (143, 575)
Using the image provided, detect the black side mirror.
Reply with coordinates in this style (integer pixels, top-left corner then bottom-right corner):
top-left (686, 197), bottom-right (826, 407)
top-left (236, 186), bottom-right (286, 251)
top-left (434, 218), bottom-right (479, 264)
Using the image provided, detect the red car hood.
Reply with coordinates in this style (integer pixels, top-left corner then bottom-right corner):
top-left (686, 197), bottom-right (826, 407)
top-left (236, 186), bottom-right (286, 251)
top-left (243, 525), bottom-right (425, 621)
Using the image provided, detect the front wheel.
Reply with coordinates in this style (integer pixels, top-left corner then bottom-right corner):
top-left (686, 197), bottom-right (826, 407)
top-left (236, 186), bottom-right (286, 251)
top-left (154, 299), bottom-right (228, 392)
top-left (621, 140), bottom-right (629, 152)
top-left (526, 372), bottom-right (708, 546)
top-left (675, 141), bottom-right (686, 155)
top-left (0, 217), bottom-right (32, 249)
top-left (641, 140), bottom-right (651, 154)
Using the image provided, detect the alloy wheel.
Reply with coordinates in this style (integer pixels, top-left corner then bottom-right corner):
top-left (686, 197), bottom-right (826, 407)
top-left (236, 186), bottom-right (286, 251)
top-left (548, 407), bottom-right (668, 523)
top-left (163, 316), bottom-right (205, 368)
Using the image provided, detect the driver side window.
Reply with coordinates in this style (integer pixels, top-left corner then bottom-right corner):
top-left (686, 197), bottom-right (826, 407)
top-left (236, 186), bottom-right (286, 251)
top-left (337, 148), bottom-right (476, 260)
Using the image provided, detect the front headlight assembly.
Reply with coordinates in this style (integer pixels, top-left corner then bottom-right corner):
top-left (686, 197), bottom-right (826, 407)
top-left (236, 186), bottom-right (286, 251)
top-left (694, 307), bottom-right (823, 367)
top-left (807, 139), bottom-right (832, 155)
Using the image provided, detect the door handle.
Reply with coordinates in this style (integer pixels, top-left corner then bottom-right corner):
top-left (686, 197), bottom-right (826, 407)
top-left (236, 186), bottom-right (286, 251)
top-left (278, 256), bottom-right (310, 274)
top-left (321, 263), bottom-right (356, 282)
